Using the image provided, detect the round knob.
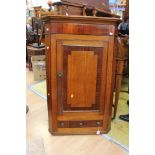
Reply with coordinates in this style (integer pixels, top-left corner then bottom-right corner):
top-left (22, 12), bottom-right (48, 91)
top-left (46, 46), bottom-right (49, 50)
top-left (96, 121), bottom-right (101, 126)
top-left (79, 122), bottom-right (83, 126)
top-left (60, 122), bottom-right (64, 127)
top-left (109, 32), bottom-right (113, 36)
top-left (46, 28), bottom-right (49, 31)
top-left (48, 93), bottom-right (50, 96)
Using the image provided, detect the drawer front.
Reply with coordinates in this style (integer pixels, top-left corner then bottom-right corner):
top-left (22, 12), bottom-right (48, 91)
top-left (58, 120), bottom-right (103, 128)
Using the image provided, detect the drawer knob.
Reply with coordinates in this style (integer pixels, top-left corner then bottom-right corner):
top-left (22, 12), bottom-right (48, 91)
top-left (46, 28), bottom-right (49, 31)
top-left (47, 93), bottom-right (50, 96)
top-left (109, 32), bottom-right (113, 36)
top-left (79, 122), bottom-right (83, 126)
top-left (96, 121), bottom-right (101, 125)
top-left (46, 46), bottom-right (49, 50)
top-left (60, 122), bottom-right (64, 127)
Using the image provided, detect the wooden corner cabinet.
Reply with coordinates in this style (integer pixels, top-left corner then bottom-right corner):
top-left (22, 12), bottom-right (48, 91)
top-left (42, 15), bottom-right (120, 135)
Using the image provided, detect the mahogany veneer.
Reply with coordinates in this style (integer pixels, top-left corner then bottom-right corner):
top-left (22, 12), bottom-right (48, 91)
top-left (42, 15), bottom-right (120, 135)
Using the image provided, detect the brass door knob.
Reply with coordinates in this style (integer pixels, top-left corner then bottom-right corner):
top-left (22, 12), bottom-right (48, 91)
top-left (57, 72), bottom-right (63, 77)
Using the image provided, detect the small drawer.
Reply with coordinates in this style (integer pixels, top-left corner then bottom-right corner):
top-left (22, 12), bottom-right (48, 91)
top-left (58, 120), bottom-right (103, 128)
top-left (69, 121), bottom-right (86, 128)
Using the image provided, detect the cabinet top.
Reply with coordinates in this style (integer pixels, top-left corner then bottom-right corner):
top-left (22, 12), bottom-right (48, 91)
top-left (41, 15), bottom-right (121, 26)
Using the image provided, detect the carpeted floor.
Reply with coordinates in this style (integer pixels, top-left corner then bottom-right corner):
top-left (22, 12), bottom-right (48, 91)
top-left (29, 78), bottom-right (129, 151)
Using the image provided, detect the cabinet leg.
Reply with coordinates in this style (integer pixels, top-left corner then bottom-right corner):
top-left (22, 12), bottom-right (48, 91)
top-left (113, 60), bottom-right (124, 119)
top-left (113, 74), bottom-right (123, 119)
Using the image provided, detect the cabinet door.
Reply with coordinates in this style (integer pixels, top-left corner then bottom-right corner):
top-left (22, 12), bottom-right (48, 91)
top-left (56, 37), bottom-right (108, 115)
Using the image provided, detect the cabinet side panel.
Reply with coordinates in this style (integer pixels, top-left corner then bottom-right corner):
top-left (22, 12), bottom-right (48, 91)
top-left (45, 24), bottom-right (53, 132)
top-left (103, 37), bottom-right (115, 130)
top-left (49, 35), bottom-right (58, 132)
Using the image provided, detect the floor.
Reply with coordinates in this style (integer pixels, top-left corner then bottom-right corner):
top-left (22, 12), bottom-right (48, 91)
top-left (26, 68), bottom-right (128, 155)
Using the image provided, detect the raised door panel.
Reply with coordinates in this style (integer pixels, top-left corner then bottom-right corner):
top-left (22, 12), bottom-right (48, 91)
top-left (65, 48), bottom-right (99, 110)
top-left (67, 50), bottom-right (97, 108)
